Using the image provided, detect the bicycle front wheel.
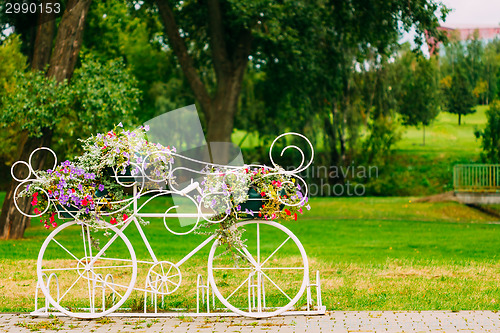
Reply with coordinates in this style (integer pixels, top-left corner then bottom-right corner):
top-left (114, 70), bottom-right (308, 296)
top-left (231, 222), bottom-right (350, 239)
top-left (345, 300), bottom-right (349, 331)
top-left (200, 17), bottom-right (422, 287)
top-left (207, 220), bottom-right (309, 318)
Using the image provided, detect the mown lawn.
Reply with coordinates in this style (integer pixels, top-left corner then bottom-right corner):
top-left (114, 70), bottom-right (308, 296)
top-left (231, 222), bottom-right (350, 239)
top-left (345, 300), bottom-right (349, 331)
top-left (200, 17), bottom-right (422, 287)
top-left (0, 194), bottom-right (499, 313)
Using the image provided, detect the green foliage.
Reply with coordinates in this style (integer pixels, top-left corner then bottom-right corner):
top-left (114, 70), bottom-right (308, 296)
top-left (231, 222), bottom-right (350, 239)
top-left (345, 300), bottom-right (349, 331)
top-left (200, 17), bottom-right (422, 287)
top-left (0, 71), bottom-right (71, 137)
top-left (0, 35), bottom-right (27, 93)
top-left (0, 54), bottom-right (141, 161)
top-left (0, 35), bottom-right (28, 165)
top-left (398, 54), bottom-right (441, 128)
top-left (441, 67), bottom-right (476, 125)
top-left (83, 0), bottom-right (192, 122)
top-left (361, 116), bottom-right (401, 165)
top-left (475, 100), bottom-right (500, 163)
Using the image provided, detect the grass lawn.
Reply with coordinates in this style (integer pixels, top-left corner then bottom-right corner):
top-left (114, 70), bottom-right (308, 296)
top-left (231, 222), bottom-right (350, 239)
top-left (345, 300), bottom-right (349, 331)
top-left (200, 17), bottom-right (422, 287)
top-left (394, 105), bottom-right (487, 158)
top-left (0, 194), bottom-right (499, 313)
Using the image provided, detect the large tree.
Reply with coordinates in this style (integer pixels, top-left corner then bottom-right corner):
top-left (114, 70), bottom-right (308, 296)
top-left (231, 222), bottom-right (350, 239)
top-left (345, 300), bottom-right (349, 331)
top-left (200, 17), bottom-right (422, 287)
top-left (153, 0), bottom-right (448, 159)
top-left (0, 0), bottom-right (92, 239)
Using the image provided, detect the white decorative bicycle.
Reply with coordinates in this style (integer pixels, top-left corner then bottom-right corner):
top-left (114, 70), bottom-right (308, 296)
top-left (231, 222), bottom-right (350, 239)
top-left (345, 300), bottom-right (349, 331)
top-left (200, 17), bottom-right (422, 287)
top-left (13, 133), bottom-right (324, 319)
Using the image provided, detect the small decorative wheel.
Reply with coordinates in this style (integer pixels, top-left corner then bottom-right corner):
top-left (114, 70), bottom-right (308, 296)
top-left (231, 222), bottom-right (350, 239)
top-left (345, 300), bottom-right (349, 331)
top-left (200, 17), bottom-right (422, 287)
top-left (37, 221), bottom-right (137, 318)
top-left (145, 261), bottom-right (181, 295)
top-left (207, 220), bottom-right (309, 318)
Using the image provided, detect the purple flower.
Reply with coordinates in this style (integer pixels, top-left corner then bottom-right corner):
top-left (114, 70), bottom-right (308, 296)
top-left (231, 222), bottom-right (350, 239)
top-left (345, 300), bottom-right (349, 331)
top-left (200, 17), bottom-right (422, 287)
top-left (211, 199), bottom-right (217, 207)
top-left (245, 208), bottom-right (254, 216)
top-left (46, 169), bottom-right (52, 174)
top-left (77, 184), bottom-right (83, 192)
top-left (236, 205), bottom-right (241, 211)
top-left (98, 184), bottom-right (105, 191)
top-left (144, 125), bottom-right (150, 131)
top-left (297, 184), bottom-right (301, 190)
top-left (225, 208), bottom-right (231, 214)
top-left (62, 160), bottom-right (71, 167)
top-left (118, 122), bottom-right (123, 127)
top-left (306, 204), bottom-right (311, 210)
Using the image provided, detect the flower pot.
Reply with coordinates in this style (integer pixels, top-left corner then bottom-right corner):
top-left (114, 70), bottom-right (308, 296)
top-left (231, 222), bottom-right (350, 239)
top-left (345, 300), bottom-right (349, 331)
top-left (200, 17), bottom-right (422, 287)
top-left (240, 188), bottom-right (286, 213)
top-left (240, 188), bottom-right (265, 212)
top-left (55, 204), bottom-right (79, 219)
top-left (95, 188), bottom-right (108, 197)
top-left (104, 166), bottom-right (136, 184)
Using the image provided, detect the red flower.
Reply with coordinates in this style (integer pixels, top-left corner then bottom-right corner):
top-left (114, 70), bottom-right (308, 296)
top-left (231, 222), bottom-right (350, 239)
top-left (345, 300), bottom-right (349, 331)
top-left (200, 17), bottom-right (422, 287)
top-left (261, 192), bottom-right (265, 197)
top-left (82, 199), bottom-right (88, 206)
top-left (123, 213), bottom-right (129, 221)
top-left (31, 199), bottom-right (38, 206)
top-left (71, 189), bottom-right (75, 193)
top-left (284, 209), bottom-right (291, 216)
top-left (33, 192), bottom-right (39, 198)
top-left (34, 208), bottom-right (40, 214)
top-left (110, 217), bottom-right (117, 225)
top-left (294, 213), bottom-right (298, 221)
top-left (49, 213), bottom-right (55, 223)
top-left (258, 213), bottom-right (262, 217)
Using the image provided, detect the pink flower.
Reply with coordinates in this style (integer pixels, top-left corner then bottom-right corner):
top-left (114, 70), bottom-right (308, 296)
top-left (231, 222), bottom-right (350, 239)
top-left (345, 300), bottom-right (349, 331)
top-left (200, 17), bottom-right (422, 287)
top-left (51, 222), bottom-right (57, 228)
top-left (110, 217), bottom-right (117, 225)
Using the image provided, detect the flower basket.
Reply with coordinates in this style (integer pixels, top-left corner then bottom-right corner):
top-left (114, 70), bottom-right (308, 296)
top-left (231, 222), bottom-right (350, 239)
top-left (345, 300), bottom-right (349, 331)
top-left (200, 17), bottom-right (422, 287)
top-left (104, 166), bottom-right (136, 184)
top-left (240, 188), bottom-right (264, 212)
top-left (55, 204), bottom-right (79, 219)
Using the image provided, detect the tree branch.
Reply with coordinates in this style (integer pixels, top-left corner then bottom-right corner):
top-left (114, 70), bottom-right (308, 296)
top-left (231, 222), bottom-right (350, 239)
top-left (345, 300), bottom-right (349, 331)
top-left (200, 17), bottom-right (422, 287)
top-left (156, 0), bottom-right (211, 109)
top-left (207, 0), bottom-right (230, 79)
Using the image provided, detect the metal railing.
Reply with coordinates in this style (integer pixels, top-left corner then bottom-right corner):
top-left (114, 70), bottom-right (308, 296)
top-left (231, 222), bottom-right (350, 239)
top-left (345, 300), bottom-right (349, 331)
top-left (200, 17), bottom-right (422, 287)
top-left (454, 164), bottom-right (500, 192)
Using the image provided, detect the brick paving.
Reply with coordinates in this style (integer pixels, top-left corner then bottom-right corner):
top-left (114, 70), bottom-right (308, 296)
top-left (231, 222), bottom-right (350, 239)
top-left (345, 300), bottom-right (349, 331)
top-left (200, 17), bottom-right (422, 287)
top-left (1, 311), bottom-right (499, 332)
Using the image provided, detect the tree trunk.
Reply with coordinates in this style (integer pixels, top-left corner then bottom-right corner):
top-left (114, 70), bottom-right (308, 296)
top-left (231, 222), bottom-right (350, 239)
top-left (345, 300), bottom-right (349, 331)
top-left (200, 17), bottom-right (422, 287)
top-left (48, 0), bottom-right (92, 82)
top-left (31, 0), bottom-right (56, 71)
top-left (0, 129), bottom-right (53, 239)
top-left (423, 125), bottom-right (425, 146)
top-left (156, 0), bottom-right (252, 148)
top-left (0, 0), bottom-right (92, 239)
top-left (205, 71), bottom-right (247, 143)
top-left (458, 113), bottom-right (461, 126)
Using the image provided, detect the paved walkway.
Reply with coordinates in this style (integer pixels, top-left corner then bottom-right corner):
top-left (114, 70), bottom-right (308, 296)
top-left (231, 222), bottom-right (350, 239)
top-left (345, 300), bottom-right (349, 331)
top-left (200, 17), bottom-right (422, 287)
top-left (1, 311), bottom-right (499, 332)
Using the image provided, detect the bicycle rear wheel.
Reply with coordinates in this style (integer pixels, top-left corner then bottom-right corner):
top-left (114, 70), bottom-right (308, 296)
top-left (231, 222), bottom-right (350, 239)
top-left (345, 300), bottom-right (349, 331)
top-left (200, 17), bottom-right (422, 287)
top-left (37, 221), bottom-right (137, 318)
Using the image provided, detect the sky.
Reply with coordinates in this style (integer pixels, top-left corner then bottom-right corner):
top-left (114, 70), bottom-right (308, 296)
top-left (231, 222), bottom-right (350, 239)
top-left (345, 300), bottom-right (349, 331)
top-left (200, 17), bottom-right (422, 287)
top-left (440, 0), bottom-right (500, 27)
top-left (400, 0), bottom-right (500, 55)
